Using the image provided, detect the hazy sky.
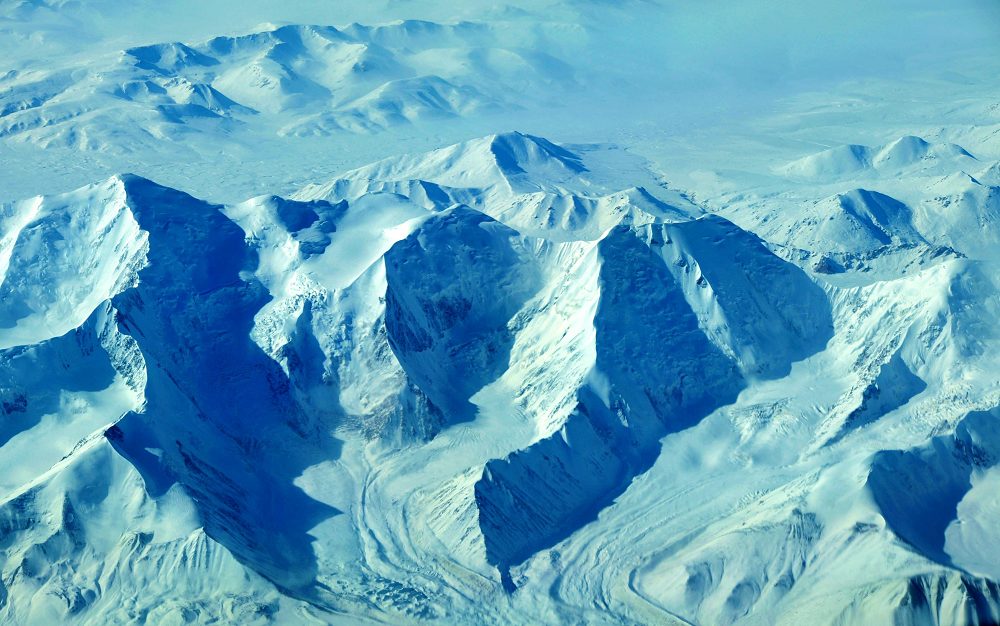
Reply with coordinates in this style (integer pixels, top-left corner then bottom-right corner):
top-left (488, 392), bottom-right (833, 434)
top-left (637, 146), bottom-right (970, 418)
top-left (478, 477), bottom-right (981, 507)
top-left (6, 0), bottom-right (997, 99)
top-left (2, 0), bottom-right (997, 199)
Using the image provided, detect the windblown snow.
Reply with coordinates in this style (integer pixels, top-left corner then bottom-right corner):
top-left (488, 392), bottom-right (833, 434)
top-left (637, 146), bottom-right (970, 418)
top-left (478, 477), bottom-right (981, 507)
top-left (2, 1), bottom-right (1000, 625)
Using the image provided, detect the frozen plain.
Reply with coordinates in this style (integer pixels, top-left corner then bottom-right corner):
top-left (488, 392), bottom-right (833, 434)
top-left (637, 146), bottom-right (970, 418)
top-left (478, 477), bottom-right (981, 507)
top-left (2, 0), bottom-right (1000, 624)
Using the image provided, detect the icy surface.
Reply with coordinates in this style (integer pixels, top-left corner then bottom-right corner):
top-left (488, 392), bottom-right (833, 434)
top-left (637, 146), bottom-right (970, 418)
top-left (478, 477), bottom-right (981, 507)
top-left (2, 1), bottom-right (1000, 625)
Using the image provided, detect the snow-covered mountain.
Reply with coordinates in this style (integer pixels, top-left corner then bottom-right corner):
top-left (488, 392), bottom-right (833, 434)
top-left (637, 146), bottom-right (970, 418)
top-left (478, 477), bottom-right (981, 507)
top-left (3, 1), bottom-right (1000, 624)
top-left (781, 136), bottom-right (978, 181)
top-left (1, 129), bottom-right (999, 625)
top-left (295, 131), bottom-right (698, 240)
top-left (0, 19), bottom-right (575, 152)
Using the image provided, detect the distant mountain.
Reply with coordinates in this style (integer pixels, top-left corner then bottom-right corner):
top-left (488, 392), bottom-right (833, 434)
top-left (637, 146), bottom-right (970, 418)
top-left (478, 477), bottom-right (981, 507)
top-left (764, 188), bottom-right (926, 253)
top-left (296, 131), bottom-right (698, 239)
top-left (0, 21), bottom-right (573, 151)
top-left (782, 135), bottom-right (978, 181)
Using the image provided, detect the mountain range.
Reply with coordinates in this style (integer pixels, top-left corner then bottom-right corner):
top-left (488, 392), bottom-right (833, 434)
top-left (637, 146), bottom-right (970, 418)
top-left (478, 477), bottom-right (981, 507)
top-left (3, 2), bottom-right (1000, 624)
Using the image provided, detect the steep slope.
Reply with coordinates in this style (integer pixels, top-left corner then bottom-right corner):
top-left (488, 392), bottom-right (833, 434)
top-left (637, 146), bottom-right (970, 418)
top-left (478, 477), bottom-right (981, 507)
top-left (1, 128), bottom-right (1000, 626)
top-left (868, 408), bottom-right (1000, 568)
top-left (100, 176), bottom-right (350, 604)
top-left (384, 207), bottom-right (543, 425)
top-left (523, 245), bottom-right (1000, 626)
top-left (0, 175), bottom-right (327, 624)
top-left (474, 213), bottom-right (832, 583)
top-left (0, 179), bottom-right (147, 348)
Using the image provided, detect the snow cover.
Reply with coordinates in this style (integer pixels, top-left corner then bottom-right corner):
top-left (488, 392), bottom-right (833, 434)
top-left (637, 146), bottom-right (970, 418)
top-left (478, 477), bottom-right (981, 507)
top-left (2, 1), bottom-right (1000, 625)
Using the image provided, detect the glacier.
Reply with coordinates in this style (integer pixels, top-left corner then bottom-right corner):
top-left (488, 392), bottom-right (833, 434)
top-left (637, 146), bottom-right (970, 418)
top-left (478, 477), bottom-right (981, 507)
top-left (2, 1), bottom-right (1000, 625)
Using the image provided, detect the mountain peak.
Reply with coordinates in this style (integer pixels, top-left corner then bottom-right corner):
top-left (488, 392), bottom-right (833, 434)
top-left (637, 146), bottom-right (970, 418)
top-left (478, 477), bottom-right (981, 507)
top-left (316, 131), bottom-right (590, 194)
top-left (784, 135), bottom-right (977, 181)
top-left (487, 131), bottom-right (586, 175)
top-left (124, 41), bottom-right (218, 73)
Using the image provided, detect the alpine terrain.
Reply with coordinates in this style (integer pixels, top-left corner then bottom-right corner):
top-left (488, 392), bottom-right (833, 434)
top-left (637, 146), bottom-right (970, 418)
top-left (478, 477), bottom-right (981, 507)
top-left (1, 1), bottom-right (1000, 624)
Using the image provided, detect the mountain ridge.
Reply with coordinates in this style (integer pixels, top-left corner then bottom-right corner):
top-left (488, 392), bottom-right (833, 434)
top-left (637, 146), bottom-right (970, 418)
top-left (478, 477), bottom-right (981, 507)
top-left (0, 129), bottom-right (998, 625)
